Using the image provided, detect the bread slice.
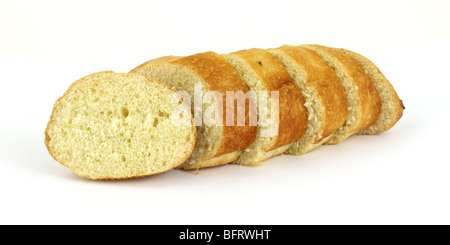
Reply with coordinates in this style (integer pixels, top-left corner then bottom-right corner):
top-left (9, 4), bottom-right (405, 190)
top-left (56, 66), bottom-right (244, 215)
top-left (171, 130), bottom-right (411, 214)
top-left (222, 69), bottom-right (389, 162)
top-left (131, 52), bottom-right (257, 170)
top-left (45, 71), bottom-right (196, 180)
top-left (269, 45), bottom-right (348, 154)
top-left (337, 48), bottom-right (404, 134)
top-left (302, 45), bottom-right (382, 144)
top-left (222, 48), bottom-right (308, 165)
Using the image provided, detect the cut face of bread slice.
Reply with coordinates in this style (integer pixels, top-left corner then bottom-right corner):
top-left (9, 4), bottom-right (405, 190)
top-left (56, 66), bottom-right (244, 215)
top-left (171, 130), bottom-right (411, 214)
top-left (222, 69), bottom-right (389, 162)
top-left (302, 45), bottom-right (382, 145)
top-left (337, 48), bottom-right (404, 134)
top-left (131, 52), bottom-right (257, 170)
top-left (223, 48), bottom-right (308, 165)
top-left (45, 71), bottom-right (196, 180)
top-left (269, 45), bottom-right (348, 154)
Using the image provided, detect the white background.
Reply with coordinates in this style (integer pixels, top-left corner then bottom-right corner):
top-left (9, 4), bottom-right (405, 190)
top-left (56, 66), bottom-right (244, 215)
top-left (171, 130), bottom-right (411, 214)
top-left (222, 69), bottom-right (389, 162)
top-left (1, 0), bottom-right (449, 225)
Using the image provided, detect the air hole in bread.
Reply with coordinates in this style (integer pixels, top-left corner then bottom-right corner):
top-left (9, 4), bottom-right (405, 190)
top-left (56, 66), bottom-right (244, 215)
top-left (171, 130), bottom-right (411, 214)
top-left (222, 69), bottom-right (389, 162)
top-left (153, 117), bottom-right (159, 127)
top-left (158, 110), bottom-right (169, 118)
top-left (121, 107), bottom-right (129, 118)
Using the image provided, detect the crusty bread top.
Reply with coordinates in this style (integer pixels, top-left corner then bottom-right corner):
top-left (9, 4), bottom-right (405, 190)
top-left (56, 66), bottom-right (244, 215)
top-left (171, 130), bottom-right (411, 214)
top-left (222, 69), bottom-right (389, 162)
top-left (132, 52), bottom-right (257, 158)
top-left (173, 52), bottom-right (257, 156)
top-left (273, 45), bottom-right (348, 142)
top-left (227, 48), bottom-right (307, 150)
top-left (303, 45), bottom-right (382, 133)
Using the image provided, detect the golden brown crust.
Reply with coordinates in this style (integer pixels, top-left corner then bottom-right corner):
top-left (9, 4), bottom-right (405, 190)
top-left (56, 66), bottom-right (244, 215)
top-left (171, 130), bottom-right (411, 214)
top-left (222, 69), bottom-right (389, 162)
top-left (169, 52), bottom-right (257, 157)
top-left (275, 45), bottom-right (348, 142)
top-left (398, 100), bottom-right (404, 120)
top-left (45, 71), bottom-right (196, 180)
top-left (228, 48), bottom-right (307, 150)
top-left (302, 45), bottom-right (382, 133)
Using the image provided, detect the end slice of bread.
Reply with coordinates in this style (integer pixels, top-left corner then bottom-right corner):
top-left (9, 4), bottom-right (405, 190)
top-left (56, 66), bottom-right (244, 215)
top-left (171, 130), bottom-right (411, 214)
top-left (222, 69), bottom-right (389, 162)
top-left (269, 45), bottom-right (348, 154)
top-left (337, 48), bottom-right (404, 134)
top-left (223, 48), bottom-right (308, 165)
top-left (302, 45), bottom-right (382, 145)
top-left (45, 71), bottom-right (196, 180)
top-left (131, 52), bottom-right (257, 170)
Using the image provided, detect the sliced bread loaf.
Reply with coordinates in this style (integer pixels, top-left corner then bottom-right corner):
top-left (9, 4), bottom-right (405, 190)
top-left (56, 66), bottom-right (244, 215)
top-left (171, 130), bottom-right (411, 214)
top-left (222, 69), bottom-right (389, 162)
top-left (302, 45), bottom-right (382, 144)
top-left (45, 71), bottom-right (196, 180)
top-left (223, 48), bottom-right (308, 165)
top-left (131, 52), bottom-right (257, 170)
top-left (269, 45), bottom-right (348, 154)
top-left (337, 48), bottom-right (404, 134)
